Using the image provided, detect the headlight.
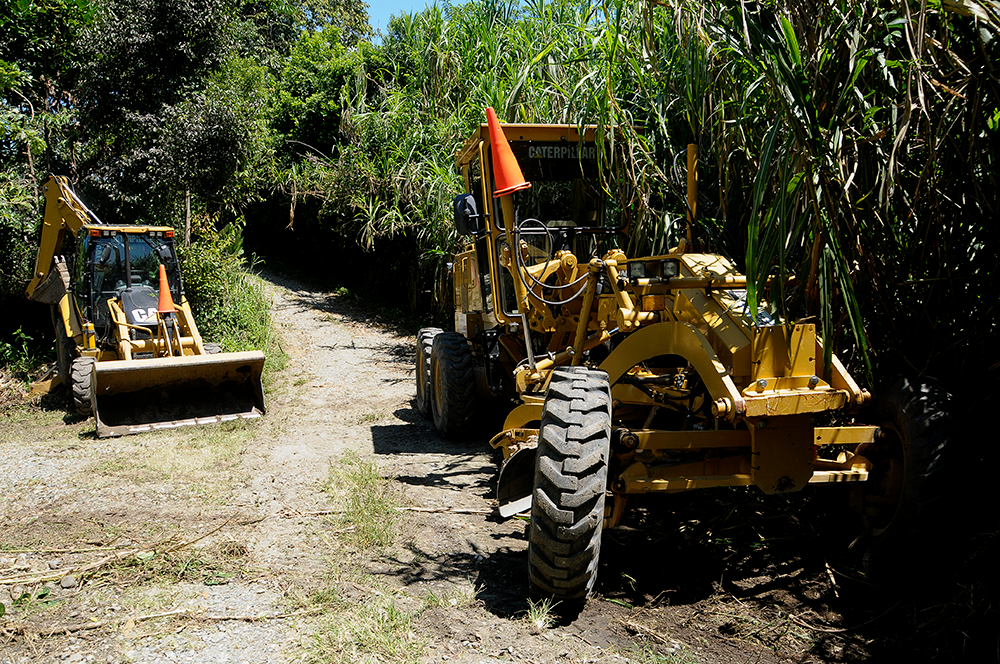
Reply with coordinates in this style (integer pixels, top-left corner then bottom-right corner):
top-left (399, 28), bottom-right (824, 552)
top-left (627, 261), bottom-right (646, 281)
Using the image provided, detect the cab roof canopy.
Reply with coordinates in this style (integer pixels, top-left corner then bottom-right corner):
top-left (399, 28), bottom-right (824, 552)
top-left (456, 123), bottom-right (604, 168)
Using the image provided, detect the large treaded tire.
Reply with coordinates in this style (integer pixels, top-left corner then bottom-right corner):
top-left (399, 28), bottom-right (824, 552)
top-left (50, 304), bottom-right (76, 384)
top-left (430, 332), bottom-right (476, 439)
top-left (415, 327), bottom-right (442, 418)
top-left (854, 376), bottom-right (953, 581)
top-left (70, 356), bottom-right (95, 417)
top-left (528, 366), bottom-right (612, 601)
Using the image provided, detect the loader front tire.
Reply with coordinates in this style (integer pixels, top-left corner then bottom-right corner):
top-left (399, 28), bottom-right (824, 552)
top-left (415, 327), bottom-right (442, 418)
top-left (70, 356), bottom-right (95, 417)
top-left (528, 367), bottom-right (612, 602)
top-left (852, 377), bottom-right (952, 581)
top-left (430, 332), bottom-right (476, 439)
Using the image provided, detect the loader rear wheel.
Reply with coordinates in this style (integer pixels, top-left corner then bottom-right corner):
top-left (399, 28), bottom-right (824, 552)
top-left (415, 327), bottom-right (442, 418)
top-left (528, 366), bottom-right (612, 602)
top-left (69, 356), bottom-right (95, 417)
top-left (430, 332), bottom-right (475, 439)
top-left (852, 377), bottom-right (952, 581)
top-left (50, 304), bottom-right (76, 384)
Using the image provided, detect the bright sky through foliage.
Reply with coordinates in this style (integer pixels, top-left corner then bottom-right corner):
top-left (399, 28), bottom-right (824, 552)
top-left (368, 0), bottom-right (428, 36)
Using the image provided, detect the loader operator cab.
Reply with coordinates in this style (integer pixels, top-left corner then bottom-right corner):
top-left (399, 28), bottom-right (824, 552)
top-left (74, 228), bottom-right (182, 343)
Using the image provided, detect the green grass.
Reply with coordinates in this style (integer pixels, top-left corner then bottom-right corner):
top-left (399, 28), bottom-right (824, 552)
top-left (302, 453), bottom-right (430, 663)
top-left (321, 451), bottom-right (403, 550)
top-left (0, 404), bottom-right (78, 442)
top-left (424, 578), bottom-right (477, 610)
top-left (87, 421), bottom-right (255, 494)
top-left (349, 409), bottom-right (387, 425)
top-left (308, 593), bottom-right (424, 664)
top-left (99, 545), bottom-right (244, 587)
top-left (628, 646), bottom-right (701, 664)
top-left (522, 597), bottom-right (558, 631)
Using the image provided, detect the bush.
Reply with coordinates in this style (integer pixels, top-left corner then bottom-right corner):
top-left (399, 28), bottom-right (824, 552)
top-left (177, 219), bottom-right (277, 363)
top-left (0, 328), bottom-right (38, 382)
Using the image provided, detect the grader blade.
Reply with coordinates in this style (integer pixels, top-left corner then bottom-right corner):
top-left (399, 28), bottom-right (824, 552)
top-left (91, 351), bottom-right (266, 438)
top-left (497, 446), bottom-right (537, 517)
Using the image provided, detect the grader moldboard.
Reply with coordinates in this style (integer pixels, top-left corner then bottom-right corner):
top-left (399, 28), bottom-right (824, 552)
top-left (416, 109), bottom-right (934, 603)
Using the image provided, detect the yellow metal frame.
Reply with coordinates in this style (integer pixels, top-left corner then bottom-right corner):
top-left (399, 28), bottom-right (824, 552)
top-left (454, 125), bottom-right (875, 508)
top-left (27, 175), bottom-right (267, 438)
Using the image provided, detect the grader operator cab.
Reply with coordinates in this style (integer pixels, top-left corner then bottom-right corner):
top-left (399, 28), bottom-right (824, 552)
top-left (26, 175), bottom-right (266, 437)
top-left (416, 109), bottom-right (933, 603)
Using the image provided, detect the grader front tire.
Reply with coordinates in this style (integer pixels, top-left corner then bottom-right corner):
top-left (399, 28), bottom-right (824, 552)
top-left (528, 366), bottom-right (612, 602)
top-left (430, 332), bottom-right (476, 439)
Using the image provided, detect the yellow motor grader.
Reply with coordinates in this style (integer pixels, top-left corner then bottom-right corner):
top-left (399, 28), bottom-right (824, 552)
top-left (417, 110), bottom-right (947, 603)
top-left (26, 175), bottom-right (266, 437)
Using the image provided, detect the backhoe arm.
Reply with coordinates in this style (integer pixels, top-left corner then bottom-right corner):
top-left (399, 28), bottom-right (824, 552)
top-left (25, 175), bottom-right (96, 301)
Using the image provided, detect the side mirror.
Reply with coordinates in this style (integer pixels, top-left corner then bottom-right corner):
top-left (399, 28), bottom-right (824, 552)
top-left (453, 194), bottom-right (481, 236)
top-left (98, 244), bottom-right (113, 266)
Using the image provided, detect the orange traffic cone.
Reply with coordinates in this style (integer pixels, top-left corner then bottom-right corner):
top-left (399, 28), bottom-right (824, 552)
top-left (157, 264), bottom-right (176, 313)
top-left (486, 107), bottom-right (531, 198)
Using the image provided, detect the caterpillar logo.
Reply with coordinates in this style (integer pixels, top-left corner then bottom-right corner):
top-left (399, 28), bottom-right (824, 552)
top-left (527, 145), bottom-right (597, 160)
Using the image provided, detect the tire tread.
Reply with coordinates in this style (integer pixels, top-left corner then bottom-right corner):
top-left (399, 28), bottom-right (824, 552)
top-left (70, 356), bottom-right (95, 416)
top-left (430, 332), bottom-right (476, 439)
top-left (528, 367), bottom-right (611, 601)
top-left (415, 327), bottom-right (442, 418)
top-left (860, 376), bottom-right (954, 580)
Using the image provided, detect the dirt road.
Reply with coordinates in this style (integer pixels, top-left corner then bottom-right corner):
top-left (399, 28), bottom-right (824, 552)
top-left (2, 272), bottom-right (965, 663)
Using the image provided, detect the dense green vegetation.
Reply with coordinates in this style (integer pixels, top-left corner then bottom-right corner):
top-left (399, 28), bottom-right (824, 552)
top-left (1, 0), bottom-right (997, 385)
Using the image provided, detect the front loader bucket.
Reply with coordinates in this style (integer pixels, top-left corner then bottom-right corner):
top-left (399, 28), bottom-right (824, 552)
top-left (91, 351), bottom-right (266, 438)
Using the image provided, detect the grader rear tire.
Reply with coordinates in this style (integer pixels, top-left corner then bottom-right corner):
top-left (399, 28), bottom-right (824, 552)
top-left (415, 327), bottom-right (442, 418)
top-left (528, 366), bottom-right (612, 601)
top-left (430, 332), bottom-right (476, 439)
top-left (853, 377), bottom-right (953, 581)
top-left (70, 356), bottom-right (95, 416)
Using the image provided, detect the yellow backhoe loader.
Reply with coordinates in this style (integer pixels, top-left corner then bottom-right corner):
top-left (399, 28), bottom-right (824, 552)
top-left (417, 110), bottom-right (950, 604)
top-left (26, 175), bottom-right (266, 437)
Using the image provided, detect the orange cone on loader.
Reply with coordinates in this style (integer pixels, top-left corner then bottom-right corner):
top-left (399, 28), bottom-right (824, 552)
top-left (486, 107), bottom-right (531, 198)
top-left (157, 264), bottom-right (176, 314)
